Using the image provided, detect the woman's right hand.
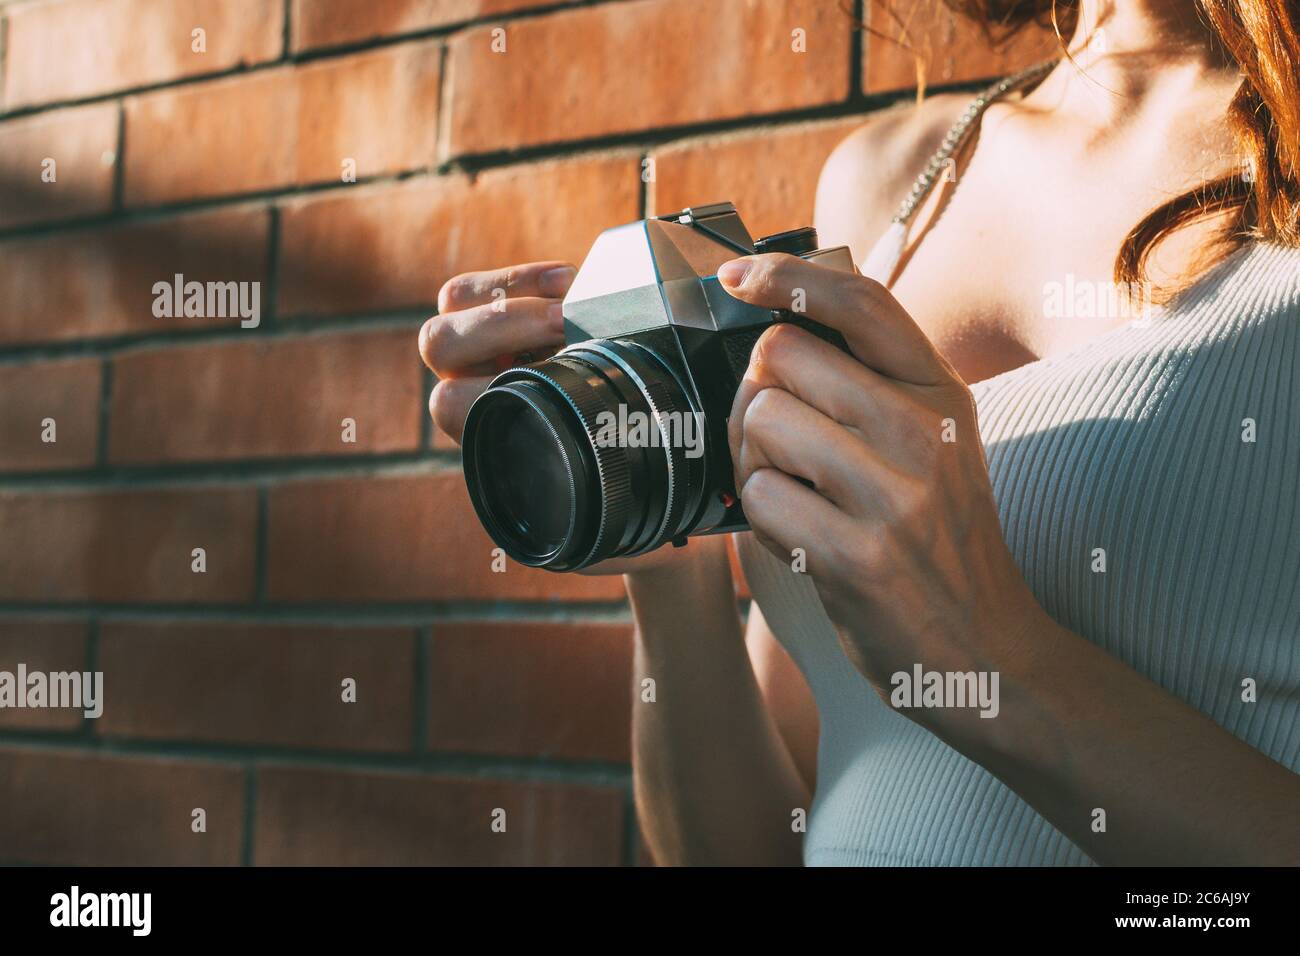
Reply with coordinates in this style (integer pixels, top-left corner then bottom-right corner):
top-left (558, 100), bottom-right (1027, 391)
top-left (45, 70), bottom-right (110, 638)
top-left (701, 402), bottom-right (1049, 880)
top-left (420, 261), bottom-right (726, 577)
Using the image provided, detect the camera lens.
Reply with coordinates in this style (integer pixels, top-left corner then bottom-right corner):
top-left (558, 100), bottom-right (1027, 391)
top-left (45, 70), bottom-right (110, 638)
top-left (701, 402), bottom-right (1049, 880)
top-left (462, 341), bottom-right (705, 571)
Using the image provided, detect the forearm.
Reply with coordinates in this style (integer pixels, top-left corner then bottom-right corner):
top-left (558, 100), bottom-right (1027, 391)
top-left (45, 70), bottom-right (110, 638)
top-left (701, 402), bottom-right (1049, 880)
top-left (937, 609), bottom-right (1300, 865)
top-left (626, 536), bottom-right (809, 866)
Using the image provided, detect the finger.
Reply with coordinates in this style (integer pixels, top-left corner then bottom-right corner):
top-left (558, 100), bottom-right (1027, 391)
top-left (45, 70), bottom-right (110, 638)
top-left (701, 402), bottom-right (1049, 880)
top-left (419, 297), bottom-right (564, 377)
top-left (717, 253), bottom-right (954, 386)
top-left (437, 261), bottom-right (577, 313)
top-left (735, 385), bottom-right (885, 514)
top-left (728, 322), bottom-right (912, 467)
top-left (429, 376), bottom-right (491, 445)
top-left (740, 467), bottom-right (844, 572)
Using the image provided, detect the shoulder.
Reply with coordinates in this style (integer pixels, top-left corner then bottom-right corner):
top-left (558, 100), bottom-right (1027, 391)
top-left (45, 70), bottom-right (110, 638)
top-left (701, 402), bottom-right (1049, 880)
top-left (815, 92), bottom-right (972, 261)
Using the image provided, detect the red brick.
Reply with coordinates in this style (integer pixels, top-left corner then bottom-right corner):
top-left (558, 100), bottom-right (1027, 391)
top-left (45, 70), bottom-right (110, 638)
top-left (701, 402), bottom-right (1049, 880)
top-left (124, 42), bottom-right (441, 206)
top-left (0, 358), bottom-right (102, 472)
top-left (96, 622), bottom-right (416, 751)
top-left (0, 206), bottom-right (269, 346)
top-left (0, 486), bottom-right (258, 603)
top-left (863, 0), bottom-right (1061, 94)
top-left (428, 621), bottom-right (632, 762)
top-left (0, 104), bottom-right (118, 230)
top-left (443, 0), bottom-right (851, 158)
top-left (109, 328), bottom-right (423, 465)
top-left (255, 765), bottom-right (624, 864)
top-left (292, 0), bottom-right (571, 51)
top-left (0, 747), bottom-right (244, 865)
top-left (0, 619), bottom-right (88, 731)
top-left (2, 0), bottom-right (284, 109)
top-left (649, 117), bottom-right (865, 242)
top-left (266, 471), bottom-right (628, 602)
top-left (277, 153), bottom-right (639, 316)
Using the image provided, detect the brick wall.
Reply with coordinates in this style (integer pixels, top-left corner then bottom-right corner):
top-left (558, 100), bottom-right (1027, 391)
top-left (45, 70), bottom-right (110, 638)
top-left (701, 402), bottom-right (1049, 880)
top-left (0, 0), bottom-right (1052, 865)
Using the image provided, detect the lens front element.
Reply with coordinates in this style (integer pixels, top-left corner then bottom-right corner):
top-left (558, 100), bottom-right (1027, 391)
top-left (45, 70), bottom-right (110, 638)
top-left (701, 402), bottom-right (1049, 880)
top-left (475, 392), bottom-right (576, 557)
top-left (462, 341), bottom-right (702, 571)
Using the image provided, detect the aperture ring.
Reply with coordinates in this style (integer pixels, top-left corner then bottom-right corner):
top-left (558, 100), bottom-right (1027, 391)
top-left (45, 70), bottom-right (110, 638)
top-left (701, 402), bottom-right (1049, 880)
top-left (565, 341), bottom-right (702, 554)
top-left (632, 376), bottom-right (689, 554)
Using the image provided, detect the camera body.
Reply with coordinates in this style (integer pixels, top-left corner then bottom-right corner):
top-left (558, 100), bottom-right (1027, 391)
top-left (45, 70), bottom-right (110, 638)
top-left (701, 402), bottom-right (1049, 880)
top-left (462, 202), bottom-right (855, 572)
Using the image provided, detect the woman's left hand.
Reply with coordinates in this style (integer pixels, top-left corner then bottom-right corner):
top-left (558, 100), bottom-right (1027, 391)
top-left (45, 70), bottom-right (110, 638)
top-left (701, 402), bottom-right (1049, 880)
top-left (719, 252), bottom-right (1050, 722)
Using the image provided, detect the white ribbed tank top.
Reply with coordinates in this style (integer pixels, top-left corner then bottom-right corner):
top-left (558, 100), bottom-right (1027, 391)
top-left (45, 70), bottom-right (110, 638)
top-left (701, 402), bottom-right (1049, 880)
top-left (736, 139), bottom-right (1300, 866)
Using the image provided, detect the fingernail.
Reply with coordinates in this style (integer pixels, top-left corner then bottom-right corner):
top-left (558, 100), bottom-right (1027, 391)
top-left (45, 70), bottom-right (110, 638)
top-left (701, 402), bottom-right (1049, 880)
top-left (547, 301), bottom-right (565, 326)
top-left (539, 266), bottom-right (577, 297)
top-left (718, 259), bottom-right (751, 287)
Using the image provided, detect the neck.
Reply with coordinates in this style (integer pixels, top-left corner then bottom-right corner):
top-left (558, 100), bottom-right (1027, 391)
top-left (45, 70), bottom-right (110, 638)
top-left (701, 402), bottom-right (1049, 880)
top-left (1067, 0), bottom-right (1234, 72)
top-left (1027, 0), bottom-right (1239, 119)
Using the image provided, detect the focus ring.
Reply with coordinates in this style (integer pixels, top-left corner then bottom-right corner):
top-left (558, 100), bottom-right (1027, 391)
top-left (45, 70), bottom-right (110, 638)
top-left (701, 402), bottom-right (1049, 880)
top-left (636, 376), bottom-right (689, 553)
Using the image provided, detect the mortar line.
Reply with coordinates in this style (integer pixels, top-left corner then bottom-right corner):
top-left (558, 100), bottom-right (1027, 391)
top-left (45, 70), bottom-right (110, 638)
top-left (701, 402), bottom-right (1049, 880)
top-left (0, 450), bottom-right (457, 491)
top-left (0, 734), bottom-right (634, 787)
top-left (280, 0), bottom-right (293, 60)
top-left (254, 487), bottom-right (270, 604)
top-left (0, 313), bottom-right (429, 366)
top-left (414, 626), bottom-right (432, 753)
top-left (263, 205), bottom-right (281, 330)
top-left (850, 0), bottom-right (867, 106)
top-left (95, 358), bottom-right (114, 467)
top-left (0, 601), bottom-right (632, 625)
top-left (79, 616), bottom-right (102, 741)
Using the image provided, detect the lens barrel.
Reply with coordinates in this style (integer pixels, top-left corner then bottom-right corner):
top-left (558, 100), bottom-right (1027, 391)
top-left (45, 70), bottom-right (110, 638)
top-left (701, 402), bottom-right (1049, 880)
top-left (462, 340), bottom-right (704, 571)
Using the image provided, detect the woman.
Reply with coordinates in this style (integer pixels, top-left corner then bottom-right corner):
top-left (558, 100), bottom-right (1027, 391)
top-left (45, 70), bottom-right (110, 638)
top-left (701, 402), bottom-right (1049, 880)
top-left (419, 0), bottom-right (1300, 865)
